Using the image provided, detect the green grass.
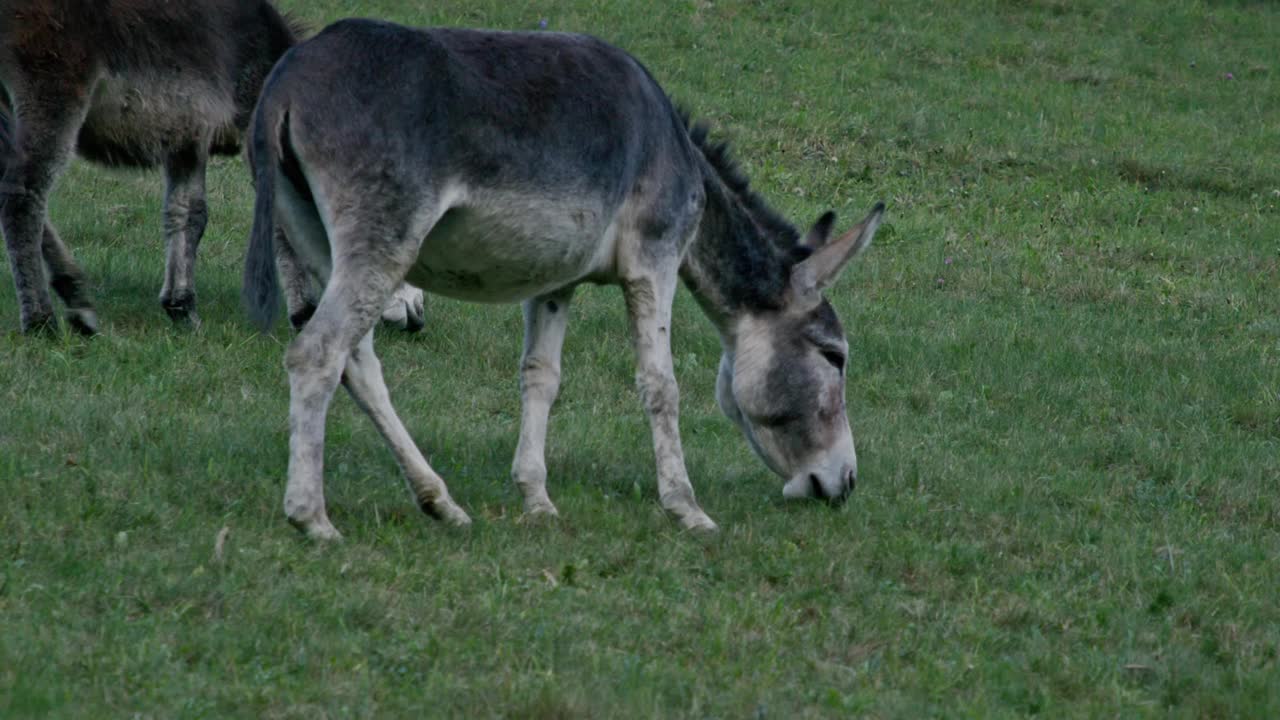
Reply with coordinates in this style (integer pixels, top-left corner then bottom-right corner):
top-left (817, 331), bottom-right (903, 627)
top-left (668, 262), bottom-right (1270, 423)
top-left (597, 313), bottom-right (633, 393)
top-left (3, 0), bottom-right (1279, 716)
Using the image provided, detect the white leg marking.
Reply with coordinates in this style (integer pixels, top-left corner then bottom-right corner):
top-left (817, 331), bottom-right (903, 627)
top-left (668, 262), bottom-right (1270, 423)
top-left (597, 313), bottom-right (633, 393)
top-left (511, 289), bottom-right (574, 517)
top-left (623, 273), bottom-right (717, 532)
top-left (342, 332), bottom-right (470, 526)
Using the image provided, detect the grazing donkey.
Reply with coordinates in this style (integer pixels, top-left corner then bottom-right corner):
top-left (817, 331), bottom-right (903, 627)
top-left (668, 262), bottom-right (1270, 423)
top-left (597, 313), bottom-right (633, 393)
top-left (0, 1), bottom-right (426, 334)
top-left (244, 19), bottom-right (884, 538)
top-left (0, 0), bottom-right (297, 333)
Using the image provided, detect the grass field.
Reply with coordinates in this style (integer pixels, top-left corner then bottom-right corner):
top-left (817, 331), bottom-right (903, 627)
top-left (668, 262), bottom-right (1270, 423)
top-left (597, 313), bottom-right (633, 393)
top-left (3, 0), bottom-right (1279, 716)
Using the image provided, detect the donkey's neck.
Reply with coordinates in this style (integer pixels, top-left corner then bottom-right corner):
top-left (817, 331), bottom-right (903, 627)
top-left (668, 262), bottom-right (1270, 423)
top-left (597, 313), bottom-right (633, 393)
top-left (679, 165), bottom-right (794, 340)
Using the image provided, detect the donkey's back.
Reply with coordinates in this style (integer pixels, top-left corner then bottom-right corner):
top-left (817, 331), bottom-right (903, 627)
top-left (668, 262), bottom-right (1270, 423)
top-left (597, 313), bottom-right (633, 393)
top-left (261, 19), bottom-right (684, 190)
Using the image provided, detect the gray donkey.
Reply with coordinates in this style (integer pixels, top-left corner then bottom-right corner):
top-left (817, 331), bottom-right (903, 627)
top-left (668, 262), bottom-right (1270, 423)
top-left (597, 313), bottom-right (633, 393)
top-left (0, 1), bottom-right (425, 334)
top-left (244, 18), bottom-right (884, 538)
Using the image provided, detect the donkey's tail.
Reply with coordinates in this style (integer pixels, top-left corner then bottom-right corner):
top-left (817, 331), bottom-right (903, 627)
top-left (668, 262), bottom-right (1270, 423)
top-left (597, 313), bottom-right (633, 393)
top-left (242, 106), bottom-right (284, 331)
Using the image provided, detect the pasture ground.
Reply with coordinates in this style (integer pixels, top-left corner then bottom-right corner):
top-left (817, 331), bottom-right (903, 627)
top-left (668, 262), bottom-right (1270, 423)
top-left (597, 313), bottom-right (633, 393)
top-left (2, 0), bottom-right (1278, 716)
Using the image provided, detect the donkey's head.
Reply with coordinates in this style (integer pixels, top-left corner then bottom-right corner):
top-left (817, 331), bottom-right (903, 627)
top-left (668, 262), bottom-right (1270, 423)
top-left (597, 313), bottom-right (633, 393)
top-left (716, 203), bottom-right (883, 504)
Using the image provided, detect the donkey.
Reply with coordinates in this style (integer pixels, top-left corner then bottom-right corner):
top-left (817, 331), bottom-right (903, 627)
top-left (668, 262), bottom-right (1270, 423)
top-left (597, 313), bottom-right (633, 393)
top-left (243, 18), bottom-right (884, 539)
top-left (0, 1), bottom-right (425, 334)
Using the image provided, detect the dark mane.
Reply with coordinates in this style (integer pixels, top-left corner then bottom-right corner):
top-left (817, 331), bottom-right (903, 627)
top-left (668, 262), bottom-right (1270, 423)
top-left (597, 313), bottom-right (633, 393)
top-left (675, 109), bottom-right (814, 312)
top-left (680, 111), bottom-right (803, 250)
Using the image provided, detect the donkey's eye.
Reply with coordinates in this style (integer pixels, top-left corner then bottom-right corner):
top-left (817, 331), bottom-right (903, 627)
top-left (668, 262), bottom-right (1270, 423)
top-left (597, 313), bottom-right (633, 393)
top-left (820, 349), bottom-right (845, 371)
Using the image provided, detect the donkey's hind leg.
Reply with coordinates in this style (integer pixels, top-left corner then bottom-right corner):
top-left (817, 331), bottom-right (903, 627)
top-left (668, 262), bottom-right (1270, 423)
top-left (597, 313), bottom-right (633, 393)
top-left (284, 259), bottom-right (425, 335)
top-left (342, 331), bottom-right (469, 526)
top-left (274, 227), bottom-right (320, 331)
top-left (41, 222), bottom-right (98, 334)
top-left (282, 266), bottom-right (390, 540)
top-left (511, 287), bottom-right (575, 518)
top-left (159, 143), bottom-right (209, 327)
top-left (272, 177), bottom-right (328, 331)
top-left (281, 231), bottom-right (459, 539)
top-left (272, 175), bottom-right (423, 335)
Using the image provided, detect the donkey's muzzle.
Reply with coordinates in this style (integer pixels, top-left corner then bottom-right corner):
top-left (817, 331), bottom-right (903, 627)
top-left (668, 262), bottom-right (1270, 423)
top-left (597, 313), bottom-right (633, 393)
top-left (809, 471), bottom-right (855, 506)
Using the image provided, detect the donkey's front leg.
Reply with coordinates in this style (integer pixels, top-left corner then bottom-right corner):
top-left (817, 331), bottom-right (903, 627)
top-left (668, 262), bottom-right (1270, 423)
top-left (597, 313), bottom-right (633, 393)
top-left (159, 144), bottom-right (208, 326)
top-left (622, 274), bottom-right (717, 532)
top-left (511, 288), bottom-right (575, 517)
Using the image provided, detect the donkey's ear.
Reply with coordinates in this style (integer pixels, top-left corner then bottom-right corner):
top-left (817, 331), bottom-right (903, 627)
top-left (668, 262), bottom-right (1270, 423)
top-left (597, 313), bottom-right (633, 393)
top-left (790, 202), bottom-right (885, 307)
top-left (800, 210), bottom-right (838, 250)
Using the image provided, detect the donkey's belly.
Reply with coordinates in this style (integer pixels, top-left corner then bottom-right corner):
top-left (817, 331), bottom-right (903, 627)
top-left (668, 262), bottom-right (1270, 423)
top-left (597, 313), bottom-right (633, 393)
top-left (78, 72), bottom-right (236, 167)
top-left (406, 202), bottom-right (614, 302)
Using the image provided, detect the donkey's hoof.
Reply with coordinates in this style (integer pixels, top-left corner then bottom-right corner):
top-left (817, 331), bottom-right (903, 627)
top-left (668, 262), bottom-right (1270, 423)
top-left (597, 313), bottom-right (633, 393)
top-left (420, 497), bottom-right (472, 527)
top-left (521, 498), bottom-right (561, 523)
top-left (66, 308), bottom-right (100, 336)
top-left (170, 310), bottom-right (201, 330)
top-left (381, 285), bottom-right (426, 333)
top-left (519, 486), bottom-right (560, 519)
top-left (288, 514), bottom-right (343, 542)
top-left (524, 499), bottom-right (560, 515)
top-left (678, 510), bottom-right (719, 534)
top-left (161, 291), bottom-right (199, 328)
top-left (308, 523), bottom-right (343, 542)
top-left (20, 311), bottom-right (59, 336)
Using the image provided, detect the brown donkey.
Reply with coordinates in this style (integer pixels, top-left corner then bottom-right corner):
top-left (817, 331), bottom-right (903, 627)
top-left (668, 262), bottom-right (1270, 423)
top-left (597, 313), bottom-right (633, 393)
top-left (0, 0), bottom-right (302, 333)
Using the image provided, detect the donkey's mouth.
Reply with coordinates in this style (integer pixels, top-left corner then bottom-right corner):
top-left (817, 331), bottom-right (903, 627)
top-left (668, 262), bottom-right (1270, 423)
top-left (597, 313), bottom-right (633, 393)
top-left (782, 468), bottom-right (856, 505)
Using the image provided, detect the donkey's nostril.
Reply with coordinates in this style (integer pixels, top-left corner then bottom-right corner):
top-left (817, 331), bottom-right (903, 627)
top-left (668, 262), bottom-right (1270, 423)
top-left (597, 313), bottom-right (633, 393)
top-left (808, 473), bottom-right (824, 499)
top-left (830, 471), bottom-right (855, 507)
